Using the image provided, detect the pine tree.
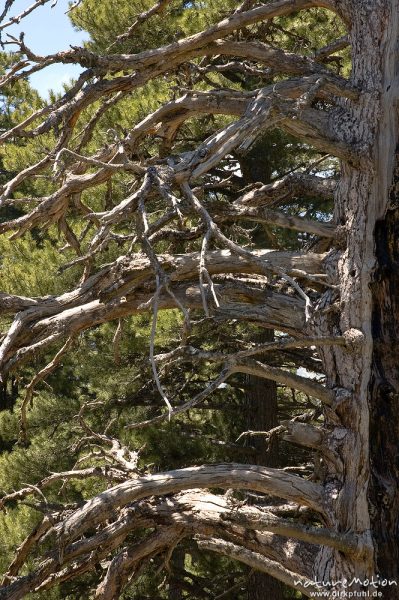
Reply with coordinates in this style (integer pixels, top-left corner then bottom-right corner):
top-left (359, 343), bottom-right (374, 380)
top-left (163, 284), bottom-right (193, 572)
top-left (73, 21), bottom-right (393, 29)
top-left (0, 1), bottom-right (398, 599)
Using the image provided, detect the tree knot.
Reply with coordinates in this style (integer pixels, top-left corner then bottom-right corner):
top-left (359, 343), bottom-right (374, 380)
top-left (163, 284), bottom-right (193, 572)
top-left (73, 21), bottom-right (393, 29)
top-left (333, 386), bottom-right (352, 408)
top-left (343, 328), bottom-right (365, 351)
top-left (333, 225), bottom-right (347, 249)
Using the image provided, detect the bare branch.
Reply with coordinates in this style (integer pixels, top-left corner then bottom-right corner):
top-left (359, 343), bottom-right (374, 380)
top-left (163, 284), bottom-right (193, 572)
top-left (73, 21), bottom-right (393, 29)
top-left (19, 336), bottom-right (76, 444)
top-left (232, 359), bottom-right (334, 406)
top-left (126, 365), bottom-right (233, 430)
top-left (155, 336), bottom-right (346, 366)
top-left (233, 173), bottom-right (336, 207)
top-left (54, 463), bottom-right (325, 547)
top-left (95, 527), bottom-right (183, 600)
top-left (107, 0), bottom-right (173, 50)
top-left (314, 35), bottom-right (350, 62)
top-left (211, 202), bottom-right (335, 238)
top-left (0, 0), bottom-right (55, 32)
top-left (0, 467), bottom-right (126, 512)
top-left (196, 537), bottom-right (317, 597)
top-left (1, 279), bottom-right (306, 376)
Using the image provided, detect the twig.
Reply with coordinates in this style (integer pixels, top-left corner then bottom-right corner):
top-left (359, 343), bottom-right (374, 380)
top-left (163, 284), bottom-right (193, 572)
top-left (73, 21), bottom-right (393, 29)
top-left (0, 0), bottom-right (55, 32)
top-left (126, 365), bottom-right (232, 430)
top-left (19, 336), bottom-right (75, 444)
top-left (107, 0), bottom-right (173, 50)
top-left (113, 319), bottom-right (123, 366)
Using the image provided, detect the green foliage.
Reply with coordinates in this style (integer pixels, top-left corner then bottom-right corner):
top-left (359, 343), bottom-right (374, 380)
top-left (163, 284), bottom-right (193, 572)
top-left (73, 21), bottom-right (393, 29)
top-left (71, 0), bottom-right (238, 54)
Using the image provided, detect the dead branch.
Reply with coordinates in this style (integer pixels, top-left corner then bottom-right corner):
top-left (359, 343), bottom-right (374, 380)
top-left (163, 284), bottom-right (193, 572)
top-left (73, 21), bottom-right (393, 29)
top-left (196, 537), bottom-right (317, 597)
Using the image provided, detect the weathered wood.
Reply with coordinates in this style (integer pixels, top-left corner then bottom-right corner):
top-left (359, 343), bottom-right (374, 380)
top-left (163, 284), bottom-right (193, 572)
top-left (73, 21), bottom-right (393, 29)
top-left (55, 463), bottom-right (325, 546)
top-left (232, 359), bottom-right (334, 405)
top-left (0, 0), bottom-right (398, 596)
top-left (312, 0), bottom-right (399, 591)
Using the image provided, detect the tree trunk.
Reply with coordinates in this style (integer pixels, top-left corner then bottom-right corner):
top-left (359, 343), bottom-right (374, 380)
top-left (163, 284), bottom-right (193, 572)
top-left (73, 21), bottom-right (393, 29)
top-left (244, 329), bottom-right (285, 600)
top-left (369, 201), bottom-right (399, 581)
top-left (313, 1), bottom-right (399, 594)
top-left (239, 143), bottom-right (286, 599)
top-left (168, 546), bottom-right (185, 600)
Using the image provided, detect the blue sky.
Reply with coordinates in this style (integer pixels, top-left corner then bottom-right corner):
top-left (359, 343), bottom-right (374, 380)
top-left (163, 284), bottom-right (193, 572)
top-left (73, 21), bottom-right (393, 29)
top-left (6, 0), bottom-right (89, 98)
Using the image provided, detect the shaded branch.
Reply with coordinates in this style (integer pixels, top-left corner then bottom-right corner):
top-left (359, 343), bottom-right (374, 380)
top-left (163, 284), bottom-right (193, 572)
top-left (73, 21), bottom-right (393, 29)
top-left (1, 280), bottom-right (306, 376)
top-left (233, 173), bottom-right (336, 207)
top-left (95, 526), bottom-right (184, 599)
top-left (232, 359), bottom-right (334, 405)
top-left (196, 537), bottom-right (317, 597)
top-left (55, 463), bottom-right (325, 547)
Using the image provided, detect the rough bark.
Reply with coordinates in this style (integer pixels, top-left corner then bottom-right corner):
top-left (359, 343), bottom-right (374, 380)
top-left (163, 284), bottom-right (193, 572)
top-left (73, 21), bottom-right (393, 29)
top-left (312, 0), bottom-right (399, 591)
top-left (244, 330), bottom-right (285, 600)
top-left (369, 192), bottom-right (399, 581)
